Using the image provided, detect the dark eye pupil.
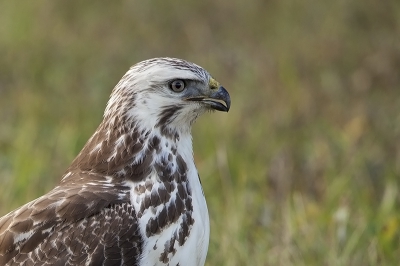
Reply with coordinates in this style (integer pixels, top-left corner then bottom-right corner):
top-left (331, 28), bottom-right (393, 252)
top-left (174, 82), bottom-right (182, 89)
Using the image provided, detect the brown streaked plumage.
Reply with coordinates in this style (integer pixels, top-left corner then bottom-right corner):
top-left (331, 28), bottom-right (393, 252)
top-left (0, 57), bottom-right (230, 265)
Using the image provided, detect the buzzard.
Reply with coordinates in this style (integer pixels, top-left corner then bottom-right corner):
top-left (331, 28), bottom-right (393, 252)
top-left (0, 58), bottom-right (230, 265)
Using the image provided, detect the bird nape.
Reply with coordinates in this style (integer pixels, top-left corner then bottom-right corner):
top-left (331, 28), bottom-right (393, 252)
top-left (0, 57), bottom-right (230, 266)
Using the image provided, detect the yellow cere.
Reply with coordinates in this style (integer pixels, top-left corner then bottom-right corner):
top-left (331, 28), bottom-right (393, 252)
top-left (208, 78), bottom-right (220, 90)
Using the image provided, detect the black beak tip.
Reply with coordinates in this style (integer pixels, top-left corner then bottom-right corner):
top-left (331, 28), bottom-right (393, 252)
top-left (215, 86), bottom-right (231, 112)
top-left (224, 90), bottom-right (231, 112)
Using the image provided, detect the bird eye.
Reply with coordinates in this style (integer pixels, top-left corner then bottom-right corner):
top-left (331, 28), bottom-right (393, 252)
top-left (169, 80), bottom-right (186, 92)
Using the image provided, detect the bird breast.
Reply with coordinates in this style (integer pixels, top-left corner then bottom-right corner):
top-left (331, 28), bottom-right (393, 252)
top-left (127, 132), bottom-right (210, 265)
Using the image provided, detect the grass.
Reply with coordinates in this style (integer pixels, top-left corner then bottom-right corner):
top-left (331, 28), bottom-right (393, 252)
top-left (1, 0), bottom-right (400, 265)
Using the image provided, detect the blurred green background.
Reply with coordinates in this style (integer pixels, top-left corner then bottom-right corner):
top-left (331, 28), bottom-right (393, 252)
top-left (1, 0), bottom-right (400, 265)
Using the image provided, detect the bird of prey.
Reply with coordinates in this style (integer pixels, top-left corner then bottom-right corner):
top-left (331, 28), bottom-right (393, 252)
top-left (0, 58), bottom-right (230, 266)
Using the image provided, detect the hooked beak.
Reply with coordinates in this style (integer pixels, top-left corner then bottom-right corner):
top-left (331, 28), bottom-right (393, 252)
top-left (186, 86), bottom-right (231, 112)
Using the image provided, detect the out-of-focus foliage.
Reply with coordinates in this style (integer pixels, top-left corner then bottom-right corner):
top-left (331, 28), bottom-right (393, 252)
top-left (1, 0), bottom-right (400, 265)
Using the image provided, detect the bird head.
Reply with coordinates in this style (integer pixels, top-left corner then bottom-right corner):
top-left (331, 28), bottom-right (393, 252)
top-left (103, 58), bottom-right (230, 135)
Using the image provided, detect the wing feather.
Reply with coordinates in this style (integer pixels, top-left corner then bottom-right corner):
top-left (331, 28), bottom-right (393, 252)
top-left (0, 172), bottom-right (143, 265)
